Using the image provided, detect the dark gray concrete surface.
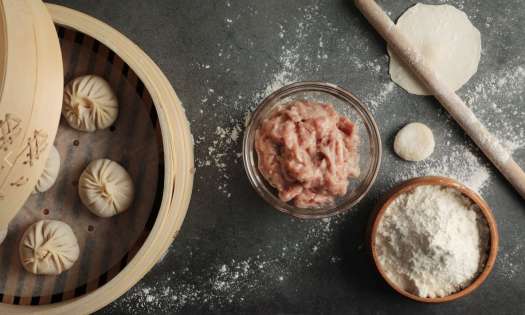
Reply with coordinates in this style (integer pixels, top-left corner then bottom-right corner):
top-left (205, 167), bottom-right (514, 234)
top-left (47, 0), bottom-right (525, 314)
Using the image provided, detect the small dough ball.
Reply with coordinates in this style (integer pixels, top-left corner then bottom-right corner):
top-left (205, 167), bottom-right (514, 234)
top-left (0, 225), bottom-right (7, 245)
top-left (19, 220), bottom-right (80, 275)
top-left (394, 122), bottom-right (435, 161)
top-left (33, 146), bottom-right (61, 193)
top-left (79, 159), bottom-right (134, 218)
top-left (63, 75), bottom-right (118, 132)
top-left (388, 3), bottom-right (481, 95)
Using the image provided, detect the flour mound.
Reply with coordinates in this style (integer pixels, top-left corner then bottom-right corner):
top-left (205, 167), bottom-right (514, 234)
top-left (375, 185), bottom-right (490, 298)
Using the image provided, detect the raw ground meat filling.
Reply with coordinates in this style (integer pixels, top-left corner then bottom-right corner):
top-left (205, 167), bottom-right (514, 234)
top-left (255, 100), bottom-right (360, 208)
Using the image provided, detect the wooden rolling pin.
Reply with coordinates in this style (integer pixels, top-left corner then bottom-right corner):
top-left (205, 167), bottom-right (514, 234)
top-left (355, 0), bottom-right (525, 199)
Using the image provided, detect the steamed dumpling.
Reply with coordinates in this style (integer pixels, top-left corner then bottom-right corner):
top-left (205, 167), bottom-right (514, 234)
top-left (0, 225), bottom-right (7, 245)
top-left (62, 75), bottom-right (118, 132)
top-left (79, 159), bottom-right (134, 218)
top-left (19, 220), bottom-right (80, 275)
top-left (33, 145), bottom-right (61, 193)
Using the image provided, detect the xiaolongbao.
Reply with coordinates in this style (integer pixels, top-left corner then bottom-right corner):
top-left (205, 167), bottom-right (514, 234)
top-left (19, 220), bottom-right (80, 275)
top-left (62, 75), bottom-right (118, 132)
top-left (33, 145), bottom-right (61, 193)
top-left (78, 159), bottom-right (134, 218)
top-left (0, 225), bottom-right (7, 245)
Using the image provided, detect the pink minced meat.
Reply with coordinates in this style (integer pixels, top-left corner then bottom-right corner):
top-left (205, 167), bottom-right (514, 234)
top-left (255, 100), bottom-right (360, 208)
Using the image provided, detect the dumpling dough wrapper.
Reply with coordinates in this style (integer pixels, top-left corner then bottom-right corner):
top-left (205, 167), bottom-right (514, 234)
top-left (388, 3), bottom-right (481, 95)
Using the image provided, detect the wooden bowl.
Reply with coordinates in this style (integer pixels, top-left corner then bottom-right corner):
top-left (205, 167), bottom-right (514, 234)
top-left (370, 176), bottom-right (499, 303)
top-left (0, 4), bottom-right (194, 315)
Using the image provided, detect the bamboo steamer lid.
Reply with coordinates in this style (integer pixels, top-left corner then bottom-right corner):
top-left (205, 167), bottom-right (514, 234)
top-left (0, 0), bottom-right (63, 227)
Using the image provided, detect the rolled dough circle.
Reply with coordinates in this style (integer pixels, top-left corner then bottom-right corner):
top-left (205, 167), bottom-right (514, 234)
top-left (394, 122), bottom-right (435, 161)
top-left (388, 3), bottom-right (481, 95)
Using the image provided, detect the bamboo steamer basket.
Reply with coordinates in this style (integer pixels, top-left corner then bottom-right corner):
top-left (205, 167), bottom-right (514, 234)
top-left (0, 2), bottom-right (194, 314)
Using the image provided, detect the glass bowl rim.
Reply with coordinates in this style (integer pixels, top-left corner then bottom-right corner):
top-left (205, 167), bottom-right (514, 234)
top-left (242, 81), bottom-right (382, 219)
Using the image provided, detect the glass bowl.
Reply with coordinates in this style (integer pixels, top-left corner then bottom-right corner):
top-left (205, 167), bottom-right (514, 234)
top-left (243, 81), bottom-right (382, 219)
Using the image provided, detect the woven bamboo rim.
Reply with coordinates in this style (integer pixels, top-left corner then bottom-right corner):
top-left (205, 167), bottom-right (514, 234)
top-left (0, 4), bottom-right (194, 314)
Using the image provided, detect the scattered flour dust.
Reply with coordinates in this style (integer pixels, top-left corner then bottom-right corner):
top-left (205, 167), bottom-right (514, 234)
top-left (252, 46), bottom-right (299, 104)
top-left (251, 4), bottom-right (333, 104)
top-left (498, 243), bottom-right (524, 281)
top-left (108, 217), bottom-right (341, 313)
top-left (391, 63), bottom-right (525, 194)
top-left (367, 81), bottom-right (396, 110)
top-left (463, 65), bottom-right (525, 153)
top-left (390, 144), bottom-right (491, 193)
top-left (194, 2), bottom-right (337, 199)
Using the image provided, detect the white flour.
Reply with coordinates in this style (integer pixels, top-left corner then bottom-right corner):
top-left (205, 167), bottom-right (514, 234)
top-left (108, 217), bottom-right (342, 313)
top-left (390, 144), bottom-right (491, 193)
top-left (194, 3), bottom-right (325, 199)
top-left (464, 65), bottom-right (525, 153)
top-left (375, 185), bottom-right (490, 298)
